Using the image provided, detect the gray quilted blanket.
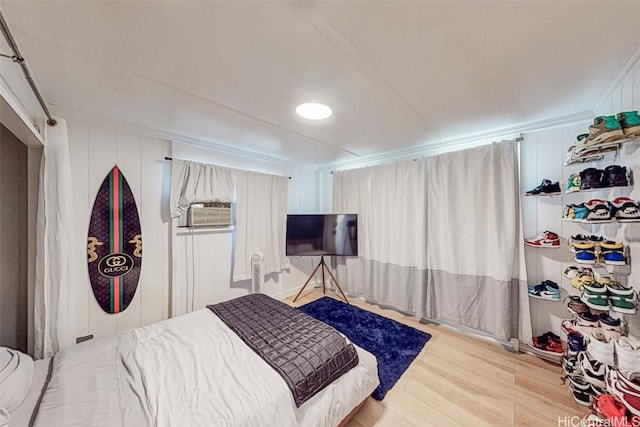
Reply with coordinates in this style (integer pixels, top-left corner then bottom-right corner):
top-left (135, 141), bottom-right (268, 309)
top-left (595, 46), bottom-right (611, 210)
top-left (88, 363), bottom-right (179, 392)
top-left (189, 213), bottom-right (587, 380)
top-left (207, 293), bottom-right (359, 407)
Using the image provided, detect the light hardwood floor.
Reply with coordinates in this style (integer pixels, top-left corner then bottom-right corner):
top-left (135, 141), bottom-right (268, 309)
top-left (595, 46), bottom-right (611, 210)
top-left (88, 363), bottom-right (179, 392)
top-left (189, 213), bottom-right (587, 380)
top-left (286, 288), bottom-right (588, 427)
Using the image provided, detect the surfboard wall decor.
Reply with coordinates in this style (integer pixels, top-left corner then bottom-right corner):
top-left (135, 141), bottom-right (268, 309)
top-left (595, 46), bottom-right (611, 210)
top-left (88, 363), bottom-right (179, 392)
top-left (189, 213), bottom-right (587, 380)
top-left (87, 165), bottom-right (142, 314)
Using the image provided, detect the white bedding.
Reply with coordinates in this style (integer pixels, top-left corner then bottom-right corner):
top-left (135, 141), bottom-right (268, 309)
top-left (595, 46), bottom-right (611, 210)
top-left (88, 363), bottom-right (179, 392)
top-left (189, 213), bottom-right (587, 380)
top-left (25, 309), bottom-right (378, 427)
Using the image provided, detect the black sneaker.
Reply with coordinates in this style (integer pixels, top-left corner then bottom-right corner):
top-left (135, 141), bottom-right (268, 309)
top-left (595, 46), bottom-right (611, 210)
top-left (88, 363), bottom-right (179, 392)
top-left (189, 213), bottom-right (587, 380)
top-left (568, 375), bottom-right (593, 406)
top-left (601, 165), bottom-right (628, 187)
top-left (526, 179), bottom-right (561, 195)
top-left (580, 168), bottom-right (604, 190)
top-left (583, 199), bottom-right (613, 223)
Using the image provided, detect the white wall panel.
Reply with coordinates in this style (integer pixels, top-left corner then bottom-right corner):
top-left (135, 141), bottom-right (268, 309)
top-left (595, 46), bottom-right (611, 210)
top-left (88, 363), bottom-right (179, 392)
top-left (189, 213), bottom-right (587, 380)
top-left (140, 137), bottom-right (171, 325)
top-left (68, 122), bottom-right (90, 338)
top-left (523, 56), bottom-right (640, 340)
top-left (69, 120), bottom-right (171, 339)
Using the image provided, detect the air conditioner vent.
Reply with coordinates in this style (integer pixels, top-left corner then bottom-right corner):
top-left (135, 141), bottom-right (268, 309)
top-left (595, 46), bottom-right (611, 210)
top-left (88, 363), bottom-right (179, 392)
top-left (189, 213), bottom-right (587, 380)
top-left (187, 204), bottom-right (232, 227)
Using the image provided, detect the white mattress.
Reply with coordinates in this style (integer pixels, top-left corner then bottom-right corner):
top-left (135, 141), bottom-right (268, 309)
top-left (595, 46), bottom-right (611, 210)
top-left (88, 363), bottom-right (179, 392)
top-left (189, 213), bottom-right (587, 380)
top-left (25, 309), bottom-right (378, 427)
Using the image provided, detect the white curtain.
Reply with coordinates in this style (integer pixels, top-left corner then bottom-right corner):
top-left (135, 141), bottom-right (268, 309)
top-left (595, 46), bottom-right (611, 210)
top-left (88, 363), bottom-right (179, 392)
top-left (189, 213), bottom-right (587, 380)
top-left (333, 141), bottom-right (530, 342)
top-left (425, 141), bottom-right (530, 342)
top-left (34, 117), bottom-right (76, 359)
top-left (232, 171), bottom-right (289, 282)
top-left (333, 160), bottom-right (428, 313)
top-left (169, 159), bottom-right (235, 217)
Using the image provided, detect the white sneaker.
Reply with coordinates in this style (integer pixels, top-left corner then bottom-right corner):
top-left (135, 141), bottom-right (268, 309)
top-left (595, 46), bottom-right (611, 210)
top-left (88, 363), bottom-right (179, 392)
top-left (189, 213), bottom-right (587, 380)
top-left (578, 352), bottom-right (606, 389)
top-left (616, 337), bottom-right (640, 375)
top-left (587, 328), bottom-right (615, 366)
top-left (605, 368), bottom-right (640, 417)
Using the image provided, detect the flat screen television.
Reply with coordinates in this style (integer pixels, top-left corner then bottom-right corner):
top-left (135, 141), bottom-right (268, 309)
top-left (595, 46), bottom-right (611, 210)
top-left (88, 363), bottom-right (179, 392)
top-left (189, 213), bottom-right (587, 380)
top-left (286, 214), bottom-right (358, 256)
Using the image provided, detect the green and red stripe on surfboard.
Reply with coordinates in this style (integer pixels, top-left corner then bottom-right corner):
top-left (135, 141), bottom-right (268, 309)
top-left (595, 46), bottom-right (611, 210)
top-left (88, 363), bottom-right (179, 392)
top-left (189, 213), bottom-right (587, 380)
top-left (87, 165), bottom-right (142, 314)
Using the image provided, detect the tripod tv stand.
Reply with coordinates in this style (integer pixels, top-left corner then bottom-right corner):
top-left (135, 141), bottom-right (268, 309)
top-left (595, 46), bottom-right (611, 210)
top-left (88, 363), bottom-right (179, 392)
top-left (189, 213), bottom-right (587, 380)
top-left (292, 256), bottom-right (350, 304)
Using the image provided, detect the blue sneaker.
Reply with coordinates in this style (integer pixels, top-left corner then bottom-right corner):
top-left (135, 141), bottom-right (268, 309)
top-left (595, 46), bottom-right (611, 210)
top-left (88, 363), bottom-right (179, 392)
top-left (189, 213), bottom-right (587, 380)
top-left (573, 204), bottom-right (588, 221)
top-left (528, 280), bottom-right (560, 301)
top-left (574, 242), bottom-right (597, 264)
top-left (567, 332), bottom-right (586, 354)
top-left (563, 204), bottom-right (588, 221)
top-left (600, 241), bottom-right (626, 266)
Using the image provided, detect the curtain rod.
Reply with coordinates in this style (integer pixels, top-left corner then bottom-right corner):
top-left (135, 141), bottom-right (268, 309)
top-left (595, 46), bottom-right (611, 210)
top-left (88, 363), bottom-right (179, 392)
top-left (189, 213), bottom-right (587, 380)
top-left (0, 11), bottom-right (56, 126)
top-left (164, 157), bottom-right (291, 179)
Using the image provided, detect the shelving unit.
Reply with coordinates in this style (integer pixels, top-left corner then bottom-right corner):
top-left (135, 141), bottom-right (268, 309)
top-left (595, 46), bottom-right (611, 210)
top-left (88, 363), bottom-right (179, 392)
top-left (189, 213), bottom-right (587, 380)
top-left (524, 116), bottom-right (640, 374)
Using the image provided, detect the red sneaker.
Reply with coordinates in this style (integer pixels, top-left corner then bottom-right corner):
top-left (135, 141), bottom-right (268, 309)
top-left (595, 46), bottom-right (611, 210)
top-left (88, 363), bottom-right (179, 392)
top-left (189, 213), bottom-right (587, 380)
top-left (524, 231), bottom-right (561, 248)
top-left (593, 394), bottom-right (630, 425)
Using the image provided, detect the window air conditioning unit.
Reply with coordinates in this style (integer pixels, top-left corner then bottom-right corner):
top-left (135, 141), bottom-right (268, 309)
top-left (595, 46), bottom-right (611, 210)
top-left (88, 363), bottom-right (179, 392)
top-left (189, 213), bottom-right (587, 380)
top-left (187, 202), bottom-right (232, 227)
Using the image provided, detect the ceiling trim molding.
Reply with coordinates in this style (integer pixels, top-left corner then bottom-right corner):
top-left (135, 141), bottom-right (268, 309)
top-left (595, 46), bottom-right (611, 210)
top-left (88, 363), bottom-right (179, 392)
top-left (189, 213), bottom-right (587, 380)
top-left (321, 110), bottom-right (593, 172)
top-left (169, 137), bottom-right (292, 166)
top-left (594, 42), bottom-right (640, 111)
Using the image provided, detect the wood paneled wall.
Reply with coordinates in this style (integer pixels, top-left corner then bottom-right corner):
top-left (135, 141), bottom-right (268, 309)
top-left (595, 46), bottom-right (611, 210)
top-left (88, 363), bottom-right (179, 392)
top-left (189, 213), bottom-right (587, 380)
top-left (69, 121), bottom-right (171, 339)
top-left (522, 57), bottom-right (640, 338)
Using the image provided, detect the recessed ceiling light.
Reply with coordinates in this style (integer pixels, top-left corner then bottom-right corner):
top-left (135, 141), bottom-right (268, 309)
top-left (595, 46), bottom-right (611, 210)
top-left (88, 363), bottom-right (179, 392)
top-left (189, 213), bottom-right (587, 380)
top-left (296, 102), bottom-right (332, 120)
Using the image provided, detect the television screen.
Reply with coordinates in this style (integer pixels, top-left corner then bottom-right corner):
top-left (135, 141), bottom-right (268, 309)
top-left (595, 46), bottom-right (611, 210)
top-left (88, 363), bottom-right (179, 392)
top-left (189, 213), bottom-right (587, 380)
top-left (286, 214), bottom-right (358, 256)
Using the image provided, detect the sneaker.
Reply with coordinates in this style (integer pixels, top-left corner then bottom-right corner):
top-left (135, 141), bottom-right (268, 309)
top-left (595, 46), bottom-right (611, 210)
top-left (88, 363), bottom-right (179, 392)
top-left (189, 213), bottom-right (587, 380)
top-left (610, 197), bottom-right (640, 222)
top-left (609, 292), bottom-right (637, 315)
top-left (563, 204), bottom-right (586, 221)
top-left (569, 374), bottom-right (594, 406)
top-left (531, 332), bottom-right (564, 354)
top-left (563, 354), bottom-right (579, 376)
top-left (581, 287), bottom-right (609, 311)
top-left (600, 241), bottom-right (626, 265)
top-left (617, 110), bottom-right (640, 138)
top-left (593, 393), bottom-right (631, 426)
top-left (583, 199), bottom-right (613, 223)
top-left (573, 204), bottom-right (588, 221)
top-left (607, 281), bottom-right (635, 298)
top-left (598, 313), bottom-right (623, 341)
top-left (526, 179), bottom-right (562, 195)
top-left (528, 280), bottom-right (561, 301)
top-left (582, 413), bottom-right (607, 427)
top-left (565, 145), bottom-right (578, 165)
top-left (602, 165), bottom-right (629, 188)
top-left (572, 269), bottom-right (596, 291)
top-left (569, 235), bottom-right (605, 252)
top-left (564, 265), bottom-right (580, 278)
top-left (524, 231), bottom-right (561, 248)
top-left (587, 329), bottom-right (615, 366)
top-left (565, 173), bottom-right (582, 193)
top-left (617, 339), bottom-right (640, 376)
top-left (575, 242), bottom-right (598, 264)
top-left (579, 352), bottom-right (607, 389)
top-left (563, 204), bottom-right (589, 222)
top-left (606, 369), bottom-right (640, 417)
top-left (581, 168), bottom-right (605, 191)
top-left (565, 295), bottom-right (590, 315)
top-left (575, 311), bottom-right (600, 336)
top-left (615, 337), bottom-right (640, 375)
top-left (580, 115), bottom-right (625, 149)
top-left (567, 331), bottom-right (587, 354)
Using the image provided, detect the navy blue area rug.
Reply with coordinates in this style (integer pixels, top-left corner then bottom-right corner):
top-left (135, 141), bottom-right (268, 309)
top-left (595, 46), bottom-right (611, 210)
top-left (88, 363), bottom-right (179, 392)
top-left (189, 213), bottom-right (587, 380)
top-left (298, 297), bottom-right (431, 400)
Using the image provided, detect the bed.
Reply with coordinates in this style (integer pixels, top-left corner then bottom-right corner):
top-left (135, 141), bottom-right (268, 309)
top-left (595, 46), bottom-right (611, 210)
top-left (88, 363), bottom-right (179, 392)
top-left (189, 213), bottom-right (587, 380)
top-left (1, 294), bottom-right (379, 427)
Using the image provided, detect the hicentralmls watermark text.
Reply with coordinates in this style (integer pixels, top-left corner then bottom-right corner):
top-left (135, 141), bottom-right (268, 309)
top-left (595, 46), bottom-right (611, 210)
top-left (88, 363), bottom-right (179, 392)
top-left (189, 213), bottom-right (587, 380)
top-left (557, 416), bottom-right (640, 427)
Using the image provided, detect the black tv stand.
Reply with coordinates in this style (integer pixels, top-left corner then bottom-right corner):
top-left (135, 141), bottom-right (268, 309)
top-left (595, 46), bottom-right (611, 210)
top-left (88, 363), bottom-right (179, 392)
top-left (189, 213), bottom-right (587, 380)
top-left (292, 256), bottom-right (350, 304)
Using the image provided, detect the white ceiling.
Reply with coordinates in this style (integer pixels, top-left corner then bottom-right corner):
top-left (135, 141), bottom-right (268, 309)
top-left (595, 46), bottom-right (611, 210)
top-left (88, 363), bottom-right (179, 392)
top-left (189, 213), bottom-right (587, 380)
top-left (1, 1), bottom-right (639, 166)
